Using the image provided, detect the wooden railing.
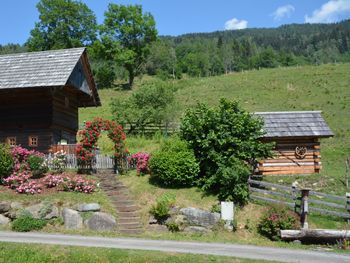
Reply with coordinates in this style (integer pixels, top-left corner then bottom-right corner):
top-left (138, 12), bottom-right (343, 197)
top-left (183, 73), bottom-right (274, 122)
top-left (248, 179), bottom-right (350, 223)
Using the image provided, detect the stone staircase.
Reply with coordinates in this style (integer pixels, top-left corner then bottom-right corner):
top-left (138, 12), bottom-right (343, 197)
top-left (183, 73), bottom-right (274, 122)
top-left (97, 171), bottom-right (143, 235)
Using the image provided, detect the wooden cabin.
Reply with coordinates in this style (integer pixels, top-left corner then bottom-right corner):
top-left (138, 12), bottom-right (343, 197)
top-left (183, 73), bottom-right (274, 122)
top-left (0, 48), bottom-right (100, 153)
top-left (255, 111), bottom-right (333, 175)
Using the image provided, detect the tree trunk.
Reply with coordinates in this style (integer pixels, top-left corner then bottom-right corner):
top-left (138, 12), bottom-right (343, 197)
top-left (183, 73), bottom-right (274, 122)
top-left (281, 229), bottom-right (350, 243)
top-left (128, 69), bottom-right (135, 89)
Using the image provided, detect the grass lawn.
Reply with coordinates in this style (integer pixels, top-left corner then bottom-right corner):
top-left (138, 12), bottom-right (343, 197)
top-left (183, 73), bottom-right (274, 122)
top-left (0, 242), bottom-right (278, 263)
top-left (80, 63), bottom-right (350, 195)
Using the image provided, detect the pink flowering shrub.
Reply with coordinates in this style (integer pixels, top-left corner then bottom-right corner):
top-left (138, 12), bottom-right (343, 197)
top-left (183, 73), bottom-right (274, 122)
top-left (43, 174), bottom-right (64, 188)
top-left (16, 181), bottom-right (42, 195)
top-left (257, 205), bottom-right (299, 240)
top-left (11, 146), bottom-right (45, 172)
top-left (61, 174), bottom-right (97, 193)
top-left (129, 152), bottom-right (150, 175)
top-left (3, 171), bottom-right (32, 189)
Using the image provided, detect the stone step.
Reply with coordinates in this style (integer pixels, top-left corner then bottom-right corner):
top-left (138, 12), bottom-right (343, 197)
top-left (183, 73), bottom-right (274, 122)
top-left (113, 200), bottom-right (135, 206)
top-left (118, 222), bottom-right (142, 229)
top-left (117, 211), bottom-right (140, 218)
top-left (116, 205), bottom-right (139, 212)
top-left (118, 217), bottom-right (141, 224)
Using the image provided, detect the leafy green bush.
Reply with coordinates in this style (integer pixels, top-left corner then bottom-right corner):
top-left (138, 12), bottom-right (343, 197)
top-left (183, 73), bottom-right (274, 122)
top-left (258, 205), bottom-right (299, 241)
top-left (180, 99), bottom-right (274, 205)
top-left (149, 137), bottom-right (199, 187)
top-left (27, 155), bottom-right (48, 178)
top-left (165, 220), bottom-right (180, 232)
top-left (0, 143), bottom-right (14, 180)
top-left (150, 193), bottom-right (175, 223)
top-left (12, 215), bottom-right (47, 232)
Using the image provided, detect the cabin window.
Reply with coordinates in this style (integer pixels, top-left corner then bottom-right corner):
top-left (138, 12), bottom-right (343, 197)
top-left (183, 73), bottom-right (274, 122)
top-left (28, 136), bottom-right (38, 147)
top-left (6, 137), bottom-right (16, 146)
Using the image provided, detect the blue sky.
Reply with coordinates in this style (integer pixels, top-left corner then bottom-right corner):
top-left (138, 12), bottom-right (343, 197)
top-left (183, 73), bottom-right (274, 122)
top-left (1, 0), bottom-right (350, 45)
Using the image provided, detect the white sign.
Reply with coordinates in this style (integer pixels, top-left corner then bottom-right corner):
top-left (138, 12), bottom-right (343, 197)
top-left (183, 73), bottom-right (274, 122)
top-left (221, 202), bottom-right (234, 221)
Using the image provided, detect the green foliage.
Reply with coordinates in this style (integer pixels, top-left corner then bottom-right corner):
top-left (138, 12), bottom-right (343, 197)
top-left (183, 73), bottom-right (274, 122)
top-left (0, 143), bottom-right (14, 180)
top-left (180, 99), bottom-right (273, 205)
top-left (12, 215), bottom-right (47, 232)
top-left (92, 60), bottom-right (116, 89)
top-left (149, 137), bottom-right (199, 187)
top-left (28, 155), bottom-right (48, 178)
top-left (150, 193), bottom-right (175, 223)
top-left (26, 0), bottom-right (97, 51)
top-left (100, 4), bottom-right (158, 87)
top-left (165, 220), bottom-right (180, 232)
top-left (258, 205), bottom-right (299, 241)
top-left (111, 81), bottom-right (176, 134)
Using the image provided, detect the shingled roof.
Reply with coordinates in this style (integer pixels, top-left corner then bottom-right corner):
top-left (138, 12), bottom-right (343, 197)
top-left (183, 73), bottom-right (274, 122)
top-left (0, 47), bottom-right (100, 106)
top-left (255, 111), bottom-right (334, 138)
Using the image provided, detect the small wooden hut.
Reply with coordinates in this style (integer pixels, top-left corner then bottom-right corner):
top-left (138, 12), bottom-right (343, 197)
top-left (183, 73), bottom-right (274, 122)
top-left (255, 111), bottom-right (333, 175)
top-left (0, 48), bottom-right (100, 153)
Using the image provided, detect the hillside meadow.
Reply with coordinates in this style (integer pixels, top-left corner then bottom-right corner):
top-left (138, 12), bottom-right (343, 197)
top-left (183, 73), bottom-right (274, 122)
top-left (80, 63), bottom-right (350, 195)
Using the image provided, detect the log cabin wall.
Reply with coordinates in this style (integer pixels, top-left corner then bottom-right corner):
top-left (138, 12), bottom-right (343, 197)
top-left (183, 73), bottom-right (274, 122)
top-left (257, 138), bottom-right (321, 175)
top-left (51, 87), bottom-right (79, 145)
top-left (0, 89), bottom-right (54, 152)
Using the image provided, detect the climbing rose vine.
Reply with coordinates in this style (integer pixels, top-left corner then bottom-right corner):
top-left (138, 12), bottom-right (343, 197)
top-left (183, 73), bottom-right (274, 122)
top-left (76, 118), bottom-right (128, 173)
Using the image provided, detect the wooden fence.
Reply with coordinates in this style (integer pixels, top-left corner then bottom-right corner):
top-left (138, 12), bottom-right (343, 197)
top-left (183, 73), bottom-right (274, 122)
top-left (46, 153), bottom-right (134, 174)
top-left (248, 179), bottom-right (350, 223)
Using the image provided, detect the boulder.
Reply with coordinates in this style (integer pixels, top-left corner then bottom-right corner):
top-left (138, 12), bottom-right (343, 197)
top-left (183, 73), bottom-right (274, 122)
top-left (0, 214), bottom-right (10, 225)
top-left (77, 203), bottom-right (100, 212)
top-left (24, 203), bottom-right (59, 219)
top-left (148, 215), bottom-right (158, 225)
top-left (85, 212), bottom-right (116, 231)
top-left (62, 208), bottom-right (83, 229)
top-left (10, 202), bottom-right (23, 210)
top-left (180, 207), bottom-right (220, 227)
top-left (184, 226), bottom-right (211, 234)
top-left (0, 201), bottom-right (11, 213)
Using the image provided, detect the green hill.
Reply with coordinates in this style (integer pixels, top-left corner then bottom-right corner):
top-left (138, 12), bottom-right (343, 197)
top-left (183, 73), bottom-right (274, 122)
top-left (80, 63), bottom-right (350, 194)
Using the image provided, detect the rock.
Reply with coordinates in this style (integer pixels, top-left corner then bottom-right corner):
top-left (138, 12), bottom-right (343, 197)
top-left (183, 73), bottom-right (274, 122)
top-left (180, 207), bottom-right (220, 227)
top-left (293, 240), bottom-right (302, 245)
top-left (85, 212), bottom-right (116, 231)
top-left (0, 201), bottom-right (11, 213)
top-left (169, 206), bottom-right (180, 215)
top-left (148, 215), bottom-right (158, 225)
top-left (24, 202), bottom-right (59, 219)
top-left (77, 203), bottom-right (100, 212)
top-left (224, 220), bottom-right (234, 231)
top-left (10, 202), bottom-right (23, 210)
top-left (62, 208), bottom-right (83, 229)
top-left (0, 214), bottom-right (10, 225)
top-left (184, 226), bottom-right (211, 234)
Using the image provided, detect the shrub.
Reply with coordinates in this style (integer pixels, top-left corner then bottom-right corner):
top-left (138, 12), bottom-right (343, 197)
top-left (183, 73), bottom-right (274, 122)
top-left (180, 99), bottom-right (274, 205)
top-left (61, 174), bottom-right (97, 193)
top-left (149, 137), bottom-right (199, 187)
top-left (150, 193), bottom-right (175, 223)
top-left (166, 220), bottom-right (180, 232)
top-left (27, 155), bottom-right (48, 177)
top-left (16, 181), bottom-right (42, 195)
top-left (49, 150), bottom-right (67, 173)
top-left (3, 171), bottom-right (32, 189)
top-left (43, 174), bottom-right (64, 188)
top-left (0, 143), bottom-right (14, 180)
top-left (129, 152), bottom-right (150, 175)
top-left (258, 205), bottom-right (299, 241)
top-left (12, 215), bottom-right (47, 232)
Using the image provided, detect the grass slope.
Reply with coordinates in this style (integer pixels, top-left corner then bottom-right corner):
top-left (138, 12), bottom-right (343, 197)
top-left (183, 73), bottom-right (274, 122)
top-left (81, 63), bottom-right (350, 195)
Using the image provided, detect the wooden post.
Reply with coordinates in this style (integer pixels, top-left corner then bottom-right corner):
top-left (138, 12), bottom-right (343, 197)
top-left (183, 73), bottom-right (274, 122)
top-left (346, 193), bottom-right (350, 224)
top-left (291, 183), bottom-right (297, 213)
top-left (300, 188), bottom-right (311, 229)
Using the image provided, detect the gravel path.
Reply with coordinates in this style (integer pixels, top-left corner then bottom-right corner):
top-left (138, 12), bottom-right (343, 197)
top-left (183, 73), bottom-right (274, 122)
top-left (1, 231), bottom-right (350, 262)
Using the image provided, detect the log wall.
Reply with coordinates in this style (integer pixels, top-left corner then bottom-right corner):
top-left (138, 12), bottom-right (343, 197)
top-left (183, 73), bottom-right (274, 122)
top-left (256, 138), bottom-right (321, 175)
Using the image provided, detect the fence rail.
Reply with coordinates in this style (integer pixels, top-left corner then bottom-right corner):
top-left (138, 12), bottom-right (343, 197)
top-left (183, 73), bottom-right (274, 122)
top-left (248, 179), bottom-right (350, 223)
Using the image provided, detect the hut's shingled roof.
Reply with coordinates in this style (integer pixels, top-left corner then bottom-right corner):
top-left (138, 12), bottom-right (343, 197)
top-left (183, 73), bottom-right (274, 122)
top-left (255, 111), bottom-right (334, 138)
top-left (0, 47), bottom-right (85, 89)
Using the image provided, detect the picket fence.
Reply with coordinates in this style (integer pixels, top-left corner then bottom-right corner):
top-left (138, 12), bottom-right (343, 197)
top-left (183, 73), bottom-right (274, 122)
top-left (46, 153), bottom-right (134, 173)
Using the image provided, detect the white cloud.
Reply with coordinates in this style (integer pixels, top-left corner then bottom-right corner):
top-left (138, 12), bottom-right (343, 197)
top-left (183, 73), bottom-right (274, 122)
top-left (305, 0), bottom-right (350, 23)
top-left (224, 18), bottom-right (248, 30)
top-left (272, 4), bottom-right (295, 21)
